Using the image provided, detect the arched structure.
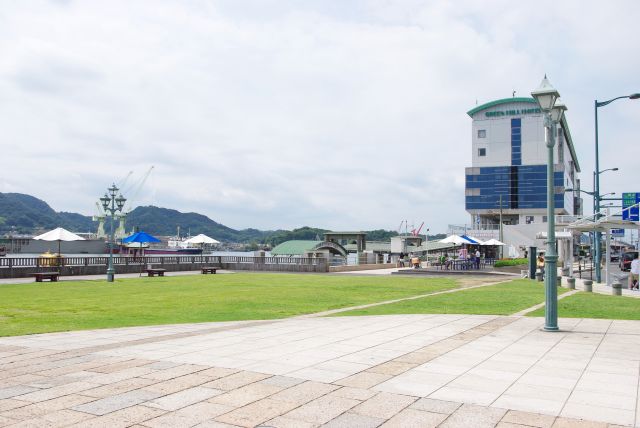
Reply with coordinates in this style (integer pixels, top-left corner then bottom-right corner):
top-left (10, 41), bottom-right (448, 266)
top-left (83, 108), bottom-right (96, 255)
top-left (271, 240), bottom-right (348, 257)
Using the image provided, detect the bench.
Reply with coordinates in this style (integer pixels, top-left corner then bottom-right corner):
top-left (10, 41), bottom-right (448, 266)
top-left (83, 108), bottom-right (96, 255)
top-left (201, 267), bottom-right (217, 274)
top-left (33, 272), bottom-right (60, 282)
top-left (146, 268), bottom-right (166, 277)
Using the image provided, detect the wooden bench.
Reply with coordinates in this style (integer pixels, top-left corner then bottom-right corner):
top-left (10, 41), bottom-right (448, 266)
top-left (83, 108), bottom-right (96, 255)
top-left (146, 268), bottom-right (166, 277)
top-left (201, 267), bottom-right (217, 274)
top-left (33, 272), bottom-right (60, 282)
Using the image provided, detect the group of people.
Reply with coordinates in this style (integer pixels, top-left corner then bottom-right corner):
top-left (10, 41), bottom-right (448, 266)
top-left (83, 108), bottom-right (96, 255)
top-left (397, 252), bottom-right (422, 269)
top-left (438, 248), bottom-right (483, 270)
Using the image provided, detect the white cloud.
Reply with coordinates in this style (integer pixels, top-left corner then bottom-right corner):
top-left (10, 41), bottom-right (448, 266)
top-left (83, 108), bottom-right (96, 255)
top-left (0, 0), bottom-right (638, 232)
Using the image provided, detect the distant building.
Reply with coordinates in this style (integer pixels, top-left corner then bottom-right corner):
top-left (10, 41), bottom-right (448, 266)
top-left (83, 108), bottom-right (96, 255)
top-left (466, 97), bottom-right (581, 226)
top-left (465, 97), bottom-right (582, 256)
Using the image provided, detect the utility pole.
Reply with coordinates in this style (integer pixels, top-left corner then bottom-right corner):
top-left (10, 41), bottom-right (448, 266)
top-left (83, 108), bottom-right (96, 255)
top-left (499, 194), bottom-right (504, 259)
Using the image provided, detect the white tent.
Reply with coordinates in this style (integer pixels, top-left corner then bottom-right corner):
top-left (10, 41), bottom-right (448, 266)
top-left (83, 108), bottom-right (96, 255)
top-left (482, 238), bottom-right (505, 246)
top-left (184, 234), bottom-right (220, 245)
top-left (439, 235), bottom-right (468, 245)
top-left (33, 227), bottom-right (85, 255)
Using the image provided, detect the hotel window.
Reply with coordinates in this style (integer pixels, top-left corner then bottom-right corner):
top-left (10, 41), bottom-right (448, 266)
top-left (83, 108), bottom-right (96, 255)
top-left (478, 129), bottom-right (486, 138)
top-left (542, 216), bottom-right (548, 223)
top-left (526, 216), bottom-right (534, 224)
top-left (478, 148), bottom-right (486, 157)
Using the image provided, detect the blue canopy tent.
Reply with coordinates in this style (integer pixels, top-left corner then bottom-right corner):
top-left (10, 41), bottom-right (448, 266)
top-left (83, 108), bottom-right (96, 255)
top-left (122, 232), bottom-right (161, 244)
top-left (122, 232), bottom-right (161, 275)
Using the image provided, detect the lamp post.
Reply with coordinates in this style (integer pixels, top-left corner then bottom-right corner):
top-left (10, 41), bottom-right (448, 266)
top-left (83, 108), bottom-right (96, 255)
top-left (100, 184), bottom-right (126, 282)
top-left (532, 75), bottom-right (566, 332)
top-left (594, 93), bottom-right (639, 282)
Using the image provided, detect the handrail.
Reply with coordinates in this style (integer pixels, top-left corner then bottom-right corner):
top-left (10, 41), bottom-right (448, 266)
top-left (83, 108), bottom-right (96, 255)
top-left (0, 255), bottom-right (325, 268)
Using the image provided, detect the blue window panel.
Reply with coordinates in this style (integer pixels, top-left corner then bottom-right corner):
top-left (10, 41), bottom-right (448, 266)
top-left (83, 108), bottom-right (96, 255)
top-left (511, 118), bottom-right (522, 167)
top-left (466, 164), bottom-right (566, 211)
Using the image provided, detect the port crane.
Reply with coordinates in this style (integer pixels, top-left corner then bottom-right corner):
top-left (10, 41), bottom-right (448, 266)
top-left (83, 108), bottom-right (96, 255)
top-left (93, 167), bottom-right (154, 239)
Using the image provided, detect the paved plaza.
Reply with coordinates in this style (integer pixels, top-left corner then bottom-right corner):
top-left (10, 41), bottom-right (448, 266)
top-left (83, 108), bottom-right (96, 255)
top-left (1, 312), bottom-right (639, 427)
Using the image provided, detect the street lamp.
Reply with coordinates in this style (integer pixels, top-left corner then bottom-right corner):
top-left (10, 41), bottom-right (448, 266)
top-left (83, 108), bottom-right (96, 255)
top-left (101, 184), bottom-right (126, 282)
top-left (594, 93), bottom-right (639, 282)
top-left (532, 75), bottom-right (566, 332)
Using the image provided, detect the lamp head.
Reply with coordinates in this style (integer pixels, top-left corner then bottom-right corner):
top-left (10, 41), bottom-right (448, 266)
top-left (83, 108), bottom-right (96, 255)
top-left (115, 194), bottom-right (126, 211)
top-left (531, 75), bottom-right (560, 112)
top-left (630, 93), bottom-right (640, 100)
top-left (612, 167), bottom-right (619, 171)
top-left (100, 194), bottom-right (110, 211)
top-left (550, 99), bottom-right (567, 123)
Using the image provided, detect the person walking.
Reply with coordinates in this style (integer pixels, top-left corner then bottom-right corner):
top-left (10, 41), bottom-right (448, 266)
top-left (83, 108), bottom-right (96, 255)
top-left (629, 253), bottom-right (639, 290)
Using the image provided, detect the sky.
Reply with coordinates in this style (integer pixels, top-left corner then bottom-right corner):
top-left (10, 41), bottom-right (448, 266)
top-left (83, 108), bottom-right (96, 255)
top-left (1, 0), bottom-right (639, 234)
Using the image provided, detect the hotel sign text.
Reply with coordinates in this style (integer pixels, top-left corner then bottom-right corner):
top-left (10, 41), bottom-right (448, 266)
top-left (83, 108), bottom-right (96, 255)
top-left (485, 107), bottom-right (541, 118)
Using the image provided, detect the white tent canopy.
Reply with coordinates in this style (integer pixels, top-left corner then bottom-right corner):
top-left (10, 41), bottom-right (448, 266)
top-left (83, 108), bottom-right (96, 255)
top-left (33, 227), bottom-right (85, 242)
top-left (184, 234), bottom-right (220, 245)
top-left (33, 227), bottom-right (85, 255)
top-left (482, 238), bottom-right (505, 246)
top-left (439, 235), bottom-right (468, 245)
top-left (440, 235), bottom-right (482, 245)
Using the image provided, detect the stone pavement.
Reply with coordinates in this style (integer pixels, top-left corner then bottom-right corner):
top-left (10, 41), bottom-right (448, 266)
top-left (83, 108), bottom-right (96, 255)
top-left (2, 314), bottom-right (639, 427)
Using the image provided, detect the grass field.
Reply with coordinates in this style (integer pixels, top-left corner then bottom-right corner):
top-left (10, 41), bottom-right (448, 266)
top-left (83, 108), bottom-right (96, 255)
top-left (0, 273), bottom-right (456, 336)
top-left (528, 291), bottom-right (640, 320)
top-left (334, 279), bottom-right (569, 317)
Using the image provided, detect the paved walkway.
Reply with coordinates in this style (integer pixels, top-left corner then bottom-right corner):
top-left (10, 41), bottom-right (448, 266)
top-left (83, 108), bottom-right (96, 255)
top-left (1, 314), bottom-right (639, 427)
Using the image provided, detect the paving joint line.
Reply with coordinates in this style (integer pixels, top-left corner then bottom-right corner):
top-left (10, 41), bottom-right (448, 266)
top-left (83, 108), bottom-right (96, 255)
top-left (556, 318), bottom-right (613, 419)
top-left (353, 316), bottom-right (520, 388)
top-left (486, 320), bottom-right (570, 412)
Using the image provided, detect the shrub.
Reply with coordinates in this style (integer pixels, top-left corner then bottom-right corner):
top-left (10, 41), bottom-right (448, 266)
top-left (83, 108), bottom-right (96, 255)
top-left (494, 258), bottom-right (529, 267)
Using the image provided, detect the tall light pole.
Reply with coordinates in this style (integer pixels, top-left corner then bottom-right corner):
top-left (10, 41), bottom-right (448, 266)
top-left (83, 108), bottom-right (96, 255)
top-left (594, 93), bottom-right (639, 282)
top-left (100, 184), bottom-right (126, 282)
top-left (532, 75), bottom-right (566, 332)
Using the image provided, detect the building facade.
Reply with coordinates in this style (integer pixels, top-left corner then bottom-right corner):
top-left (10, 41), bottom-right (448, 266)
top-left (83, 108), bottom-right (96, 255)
top-left (465, 97), bottom-right (581, 231)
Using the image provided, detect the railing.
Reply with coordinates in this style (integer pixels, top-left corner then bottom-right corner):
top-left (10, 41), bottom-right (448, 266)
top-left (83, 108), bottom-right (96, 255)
top-left (0, 255), bottom-right (325, 269)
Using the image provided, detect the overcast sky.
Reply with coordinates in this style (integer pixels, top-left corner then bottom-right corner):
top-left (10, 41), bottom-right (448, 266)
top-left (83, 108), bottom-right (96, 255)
top-left (1, 1), bottom-right (639, 233)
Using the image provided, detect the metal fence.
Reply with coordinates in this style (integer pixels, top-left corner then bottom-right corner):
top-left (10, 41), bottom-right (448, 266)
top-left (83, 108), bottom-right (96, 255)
top-left (0, 255), bottom-right (325, 269)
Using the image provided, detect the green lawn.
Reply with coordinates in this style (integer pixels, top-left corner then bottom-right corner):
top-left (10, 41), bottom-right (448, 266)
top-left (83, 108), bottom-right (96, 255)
top-left (334, 279), bottom-right (569, 317)
top-left (0, 273), bottom-right (456, 336)
top-left (528, 292), bottom-right (640, 320)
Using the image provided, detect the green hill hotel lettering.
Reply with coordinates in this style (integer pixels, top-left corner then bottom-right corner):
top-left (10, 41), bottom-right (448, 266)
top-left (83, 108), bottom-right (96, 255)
top-left (485, 107), bottom-right (541, 117)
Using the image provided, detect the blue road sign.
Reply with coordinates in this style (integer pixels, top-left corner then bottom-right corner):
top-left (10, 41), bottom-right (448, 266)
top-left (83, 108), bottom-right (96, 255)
top-left (622, 192), bottom-right (640, 221)
top-left (611, 228), bottom-right (625, 237)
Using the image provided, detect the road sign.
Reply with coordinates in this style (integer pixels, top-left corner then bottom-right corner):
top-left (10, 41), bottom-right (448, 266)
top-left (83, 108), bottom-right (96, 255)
top-left (611, 228), bottom-right (625, 237)
top-left (622, 192), bottom-right (640, 221)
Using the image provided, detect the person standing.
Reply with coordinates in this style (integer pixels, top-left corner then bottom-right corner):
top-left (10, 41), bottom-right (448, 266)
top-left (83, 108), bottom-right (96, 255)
top-left (536, 252), bottom-right (545, 279)
top-left (475, 248), bottom-right (481, 269)
top-left (629, 253), bottom-right (639, 290)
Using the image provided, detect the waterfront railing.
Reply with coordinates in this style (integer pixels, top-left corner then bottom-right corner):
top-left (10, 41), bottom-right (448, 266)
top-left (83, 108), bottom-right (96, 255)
top-left (0, 255), bottom-right (324, 269)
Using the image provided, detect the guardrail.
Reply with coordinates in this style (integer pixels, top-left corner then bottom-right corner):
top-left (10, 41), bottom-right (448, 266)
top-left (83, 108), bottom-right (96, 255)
top-left (0, 255), bottom-right (324, 268)
top-left (0, 255), bottom-right (328, 278)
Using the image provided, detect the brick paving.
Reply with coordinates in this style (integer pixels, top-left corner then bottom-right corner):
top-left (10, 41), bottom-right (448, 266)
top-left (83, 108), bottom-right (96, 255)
top-left (1, 314), bottom-right (639, 427)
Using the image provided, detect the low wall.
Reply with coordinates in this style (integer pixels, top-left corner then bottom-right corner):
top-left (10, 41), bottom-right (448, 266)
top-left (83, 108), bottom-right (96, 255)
top-left (329, 263), bottom-right (394, 273)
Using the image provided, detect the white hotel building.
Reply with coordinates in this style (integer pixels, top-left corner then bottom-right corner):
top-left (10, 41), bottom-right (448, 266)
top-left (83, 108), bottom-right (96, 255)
top-left (464, 97), bottom-right (582, 254)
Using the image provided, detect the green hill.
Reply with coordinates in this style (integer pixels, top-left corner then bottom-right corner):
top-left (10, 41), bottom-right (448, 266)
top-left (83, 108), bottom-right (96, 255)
top-left (0, 192), bottom-right (403, 245)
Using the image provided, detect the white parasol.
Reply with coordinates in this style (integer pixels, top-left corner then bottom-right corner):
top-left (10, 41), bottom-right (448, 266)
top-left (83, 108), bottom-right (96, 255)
top-left (183, 234), bottom-right (220, 245)
top-left (482, 238), bottom-right (505, 246)
top-left (439, 235), bottom-right (468, 245)
top-left (33, 227), bottom-right (85, 255)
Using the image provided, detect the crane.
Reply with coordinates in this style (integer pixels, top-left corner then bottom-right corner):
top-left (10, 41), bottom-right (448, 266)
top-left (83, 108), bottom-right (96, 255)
top-left (116, 166), bottom-right (155, 237)
top-left (411, 222), bottom-right (425, 237)
top-left (92, 202), bottom-right (107, 239)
